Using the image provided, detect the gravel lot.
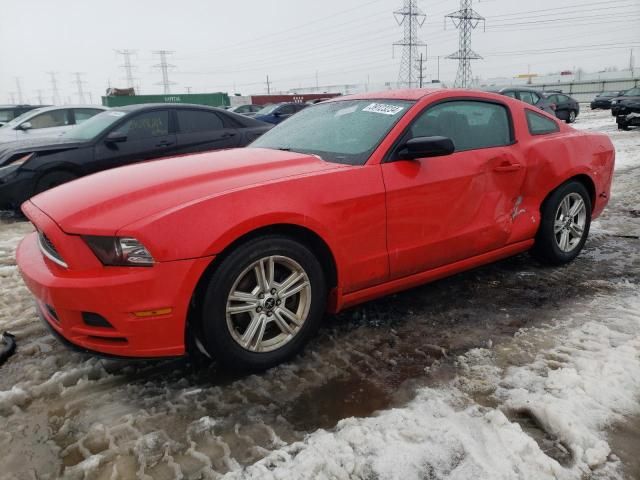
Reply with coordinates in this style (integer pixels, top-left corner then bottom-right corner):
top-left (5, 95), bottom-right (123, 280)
top-left (0, 109), bottom-right (638, 479)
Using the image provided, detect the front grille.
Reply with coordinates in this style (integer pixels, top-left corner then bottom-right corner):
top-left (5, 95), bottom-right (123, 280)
top-left (37, 231), bottom-right (68, 268)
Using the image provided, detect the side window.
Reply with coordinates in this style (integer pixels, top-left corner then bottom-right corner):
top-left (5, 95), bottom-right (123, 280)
top-left (177, 110), bottom-right (224, 133)
top-left (546, 94), bottom-right (558, 104)
top-left (408, 100), bottom-right (512, 152)
top-left (279, 104), bottom-right (295, 115)
top-left (503, 91), bottom-right (517, 98)
top-left (526, 110), bottom-right (559, 135)
top-left (117, 111), bottom-right (169, 140)
top-left (519, 92), bottom-right (535, 105)
top-left (74, 109), bottom-right (104, 124)
top-left (557, 95), bottom-right (570, 103)
top-left (28, 109), bottom-right (70, 129)
top-left (530, 92), bottom-right (540, 104)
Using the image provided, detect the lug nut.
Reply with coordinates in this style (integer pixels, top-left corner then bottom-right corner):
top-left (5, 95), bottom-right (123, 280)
top-left (270, 288), bottom-right (277, 294)
top-left (276, 300), bottom-right (281, 306)
top-left (267, 312), bottom-right (273, 317)
top-left (256, 307), bottom-right (263, 313)
top-left (259, 293), bottom-right (265, 299)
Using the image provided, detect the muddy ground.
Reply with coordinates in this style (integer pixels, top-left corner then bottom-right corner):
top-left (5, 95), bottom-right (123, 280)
top-left (0, 109), bottom-right (638, 479)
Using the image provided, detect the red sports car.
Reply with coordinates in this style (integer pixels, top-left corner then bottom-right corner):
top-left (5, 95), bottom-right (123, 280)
top-left (16, 89), bottom-right (615, 370)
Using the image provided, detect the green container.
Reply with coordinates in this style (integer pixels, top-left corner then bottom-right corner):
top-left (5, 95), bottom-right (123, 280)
top-left (101, 92), bottom-right (230, 108)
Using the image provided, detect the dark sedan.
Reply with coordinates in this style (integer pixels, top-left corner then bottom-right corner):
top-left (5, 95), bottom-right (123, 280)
top-left (486, 87), bottom-right (555, 115)
top-left (543, 92), bottom-right (580, 123)
top-left (590, 91), bottom-right (624, 110)
top-left (611, 88), bottom-right (640, 116)
top-left (0, 105), bottom-right (47, 127)
top-left (0, 104), bottom-right (271, 210)
top-left (253, 102), bottom-right (308, 124)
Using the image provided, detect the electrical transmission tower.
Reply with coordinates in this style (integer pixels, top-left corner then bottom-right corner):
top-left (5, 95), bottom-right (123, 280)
top-left (72, 72), bottom-right (87, 103)
top-left (15, 78), bottom-right (24, 104)
top-left (35, 89), bottom-right (44, 105)
top-left (47, 72), bottom-right (61, 105)
top-left (445, 0), bottom-right (485, 88)
top-left (393, 0), bottom-right (427, 88)
top-left (116, 49), bottom-right (137, 90)
top-left (153, 50), bottom-right (176, 94)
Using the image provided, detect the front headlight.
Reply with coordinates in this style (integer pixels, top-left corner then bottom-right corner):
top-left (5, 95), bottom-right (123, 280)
top-left (611, 100), bottom-right (618, 105)
top-left (0, 152), bottom-right (34, 177)
top-left (83, 236), bottom-right (155, 266)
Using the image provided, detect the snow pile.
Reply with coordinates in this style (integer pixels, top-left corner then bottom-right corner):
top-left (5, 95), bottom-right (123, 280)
top-left (226, 294), bottom-right (640, 480)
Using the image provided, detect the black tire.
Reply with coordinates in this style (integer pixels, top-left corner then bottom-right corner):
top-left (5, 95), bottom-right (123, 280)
top-left (34, 171), bottom-right (78, 196)
top-left (200, 235), bottom-right (327, 371)
top-left (566, 110), bottom-right (577, 124)
top-left (532, 180), bottom-right (592, 265)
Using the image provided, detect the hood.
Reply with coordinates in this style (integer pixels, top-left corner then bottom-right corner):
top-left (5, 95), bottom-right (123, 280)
top-left (29, 148), bottom-right (345, 235)
top-left (0, 136), bottom-right (84, 166)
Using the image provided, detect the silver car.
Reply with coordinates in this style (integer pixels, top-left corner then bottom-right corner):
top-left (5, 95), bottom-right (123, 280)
top-left (0, 105), bottom-right (107, 143)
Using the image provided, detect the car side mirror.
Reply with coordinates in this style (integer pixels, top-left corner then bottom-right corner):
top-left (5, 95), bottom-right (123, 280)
top-left (105, 132), bottom-right (127, 144)
top-left (397, 136), bottom-right (455, 160)
top-left (18, 122), bottom-right (33, 131)
top-left (272, 111), bottom-right (281, 117)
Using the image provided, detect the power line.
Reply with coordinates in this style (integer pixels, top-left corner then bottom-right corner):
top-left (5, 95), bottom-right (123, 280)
top-left (393, 0), bottom-right (427, 87)
top-left (47, 72), bottom-right (61, 105)
top-left (153, 50), bottom-right (176, 94)
top-left (445, 0), bottom-right (485, 88)
top-left (116, 49), bottom-right (137, 90)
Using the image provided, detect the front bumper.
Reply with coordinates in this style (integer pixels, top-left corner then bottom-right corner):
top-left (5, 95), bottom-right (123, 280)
top-left (617, 113), bottom-right (640, 128)
top-left (16, 217), bottom-right (213, 358)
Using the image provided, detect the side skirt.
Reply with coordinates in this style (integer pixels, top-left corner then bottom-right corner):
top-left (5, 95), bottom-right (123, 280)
top-left (333, 239), bottom-right (534, 312)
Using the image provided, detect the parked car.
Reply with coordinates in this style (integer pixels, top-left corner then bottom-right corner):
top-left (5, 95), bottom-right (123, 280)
top-left (611, 87), bottom-right (640, 116)
top-left (0, 105), bottom-right (107, 143)
top-left (227, 104), bottom-right (262, 116)
top-left (487, 87), bottom-right (555, 114)
top-left (0, 104), bottom-right (271, 209)
top-left (253, 102), bottom-right (308, 124)
top-left (16, 89), bottom-right (614, 370)
top-left (590, 91), bottom-right (624, 110)
top-left (0, 105), bottom-right (46, 127)
top-left (543, 92), bottom-right (580, 123)
top-left (615, 95), bottom-right (640, 130)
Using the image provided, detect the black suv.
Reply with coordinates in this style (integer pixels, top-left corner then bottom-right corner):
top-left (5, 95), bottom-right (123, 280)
top-left (0, 105), bottom-right (46, 127)
top-left (611, 87), bottom-right (640, 116)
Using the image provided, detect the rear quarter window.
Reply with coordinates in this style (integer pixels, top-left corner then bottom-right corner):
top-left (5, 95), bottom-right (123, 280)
top-left (526, 109), bottom-right (559, 135)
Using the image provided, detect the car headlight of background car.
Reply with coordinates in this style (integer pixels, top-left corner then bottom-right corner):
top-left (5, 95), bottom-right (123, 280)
top-left (0, 152), bottom-right (34, 179)
top-left (83, 236), bottom-right (155, 266)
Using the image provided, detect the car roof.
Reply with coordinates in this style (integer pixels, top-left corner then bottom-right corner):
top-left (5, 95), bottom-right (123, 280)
top-left (332, 89), bottom-right (441, 102)
top-left (23, 105), bottom-right (108, 113)
top-left (112, 103), bottom-right (228, 111)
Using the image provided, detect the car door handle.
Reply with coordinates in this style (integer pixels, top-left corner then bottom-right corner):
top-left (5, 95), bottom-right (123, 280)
top-left (156, 140), bottom-right (174, 147)
top-left (221, 132), bottom-right (236, 138)
top-left (493, 161), bottom-right (522, 172)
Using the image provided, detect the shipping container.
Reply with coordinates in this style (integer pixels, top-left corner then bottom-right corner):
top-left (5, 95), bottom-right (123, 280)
top-left (101, 92), bottom-right (230, 108)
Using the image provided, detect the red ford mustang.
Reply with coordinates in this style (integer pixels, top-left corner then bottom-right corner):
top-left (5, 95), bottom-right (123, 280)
top-left (16, 89), bottom-right (614, 370)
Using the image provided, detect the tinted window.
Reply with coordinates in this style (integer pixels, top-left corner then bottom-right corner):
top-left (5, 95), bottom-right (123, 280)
top-left (28, 109), bottom-right (69, 129)
top-left (557, 95), bottom-right (570, 103)
top-left (177, 110), bottom-right (224, 133)
top-left (546, 94), bottom-right (558, 104)
top-left (409, 100), bottom-right (512, 151)
top-left (74, 108), bottom-right (104, 124)
top-left (117, 111), bottom-right (169, 140)
top-left (503, 91), bottom-right (517, 98)
top-left (279, 104), bottom-right (295, 115)
top-left (526, 110), bottom-right (559, 135)
top-left (519, 91), bottom-right (539, 105)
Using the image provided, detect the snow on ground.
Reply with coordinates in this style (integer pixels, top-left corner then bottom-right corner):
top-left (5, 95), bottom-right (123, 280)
top-left (0, 109), bottom-right (638, 479)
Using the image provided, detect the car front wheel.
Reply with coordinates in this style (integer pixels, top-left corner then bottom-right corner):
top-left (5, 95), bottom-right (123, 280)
top-left (200, 235), bottom-right (326, 370)
top-left (532, 181), bottom-right (591, 265)
top-left (567, 110), bottom-right (577, 123)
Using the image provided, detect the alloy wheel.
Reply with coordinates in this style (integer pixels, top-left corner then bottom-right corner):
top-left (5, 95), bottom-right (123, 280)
top-left (554, 192), bottom-right (587, 252)
top-left (225, 255), bottom-right (311, 352)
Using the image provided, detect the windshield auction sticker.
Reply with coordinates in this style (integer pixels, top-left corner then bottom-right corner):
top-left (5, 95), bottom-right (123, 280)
top-left (362, 103), bottom-right (405, 115)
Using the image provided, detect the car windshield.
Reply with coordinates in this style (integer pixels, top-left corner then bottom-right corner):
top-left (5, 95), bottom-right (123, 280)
top-left (1, 108), bottom-right (43, 128)
top-left (0, 110), bottom-right (17, 123)
top-left (599, 92), bottom-right (618, 97)
top-left (256, 104), bottom-right (278, 115)
top-left (63, 110), bottom-right (126, 140)
top-left (250, 99), bottom-right (414, 165)
top-left (623, 88), bottom-right (640, 96)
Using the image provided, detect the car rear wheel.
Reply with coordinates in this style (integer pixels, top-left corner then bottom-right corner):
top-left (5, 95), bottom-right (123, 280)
top-left (567, 110), bottom-right (577, 123)
top-left (34, 171), bottom-right (78, 196)
top-left (532, 181), bottom-right (591, 265)
top-left (200, 235), bottom-right (326, 370)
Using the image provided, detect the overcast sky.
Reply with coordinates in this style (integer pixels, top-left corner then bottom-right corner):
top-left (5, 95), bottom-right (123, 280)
top-left (0, 0), bottom-right (638, 104)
